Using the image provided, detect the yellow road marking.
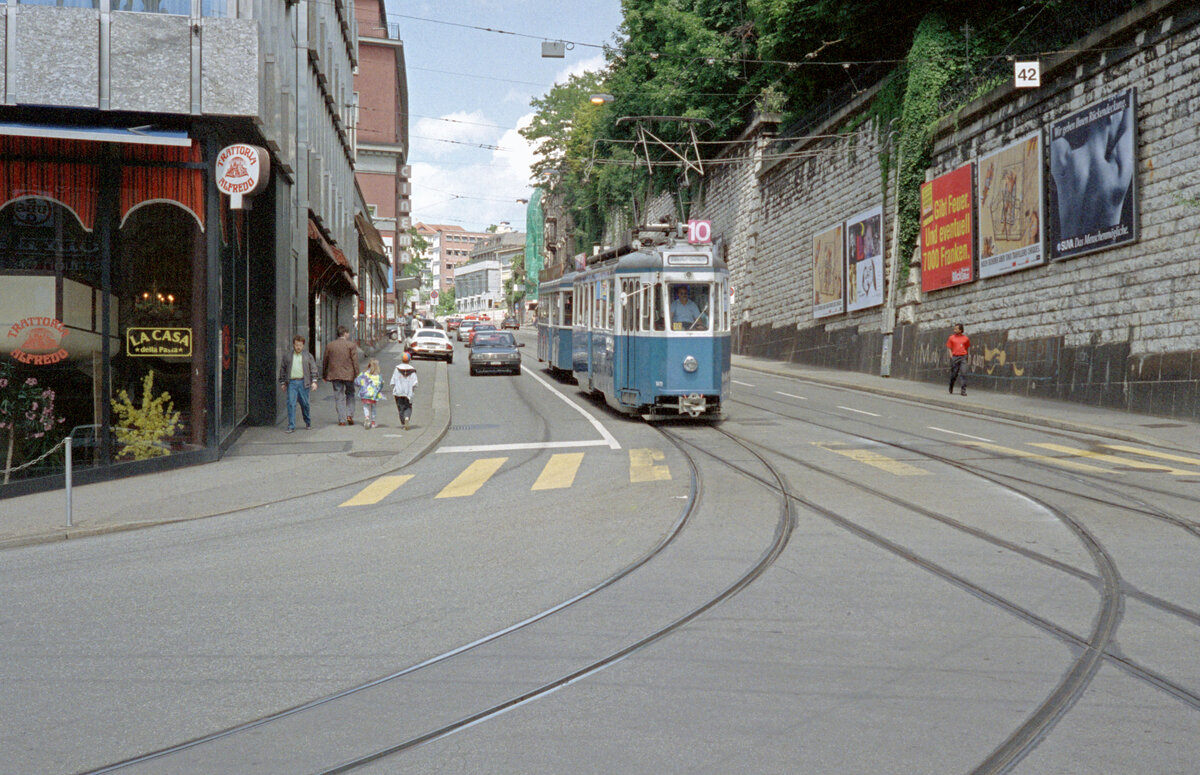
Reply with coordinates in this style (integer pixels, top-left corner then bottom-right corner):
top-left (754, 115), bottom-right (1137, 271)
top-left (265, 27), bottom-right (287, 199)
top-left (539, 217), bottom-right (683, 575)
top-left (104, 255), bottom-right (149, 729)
top-left (813, 442), bottom-right (929, 476)
top-left (1031, 443), bottom-right (1197, 475)
top-left (963, 441), bottom-right (1113, 473)
top-left (1101, 444), bottom-right (1200, 468)
top-left (435, 457), bottom-right (507, 498)
top-left (630, 448), bottom-right (671, 482)
top-left (339, 475), bottom-right (413, 507)
top-left (531, 453), bottom-right (585, 491)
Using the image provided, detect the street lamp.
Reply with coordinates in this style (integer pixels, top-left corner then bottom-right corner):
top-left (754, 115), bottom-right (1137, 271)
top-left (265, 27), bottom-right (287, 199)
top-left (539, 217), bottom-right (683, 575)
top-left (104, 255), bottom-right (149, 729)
top-left (589, 93), bottom-right (614, 106)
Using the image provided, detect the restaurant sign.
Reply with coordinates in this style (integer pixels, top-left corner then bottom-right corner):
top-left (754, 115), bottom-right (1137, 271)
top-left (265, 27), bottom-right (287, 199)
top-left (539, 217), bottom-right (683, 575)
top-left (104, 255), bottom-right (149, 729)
top-left (7, 316), bottom-right (69, 365)
top-left (127, 327), bottom-right (192, 357)
top-left (215, 144), bottom-right (269, 209)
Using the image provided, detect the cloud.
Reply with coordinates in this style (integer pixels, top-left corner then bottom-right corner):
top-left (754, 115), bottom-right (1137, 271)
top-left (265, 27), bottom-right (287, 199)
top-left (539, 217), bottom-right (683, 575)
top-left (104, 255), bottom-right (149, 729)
top-left (554, 53), bottom-right (607, 85)
top-left (410, 113), bottom-right (539, 231)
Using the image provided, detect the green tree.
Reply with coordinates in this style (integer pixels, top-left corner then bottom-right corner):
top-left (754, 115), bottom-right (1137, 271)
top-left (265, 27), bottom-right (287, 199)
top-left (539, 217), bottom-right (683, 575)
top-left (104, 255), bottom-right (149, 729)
top-left (435, 286), bottom-right (456, 317)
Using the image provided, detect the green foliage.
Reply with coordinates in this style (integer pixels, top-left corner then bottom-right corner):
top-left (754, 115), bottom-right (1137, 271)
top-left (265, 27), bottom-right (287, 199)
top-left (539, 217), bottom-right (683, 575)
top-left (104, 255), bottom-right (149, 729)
top-left (435, 286), bottom-right (456, 317)
top-left (527, 0), bottom-right (1146, 250)
top-left (0, 360), bottom-right (66, 483)
top-left (895, 14), bottom-right (959, 281)
top-left (110, 371), bottom-right (181, 461)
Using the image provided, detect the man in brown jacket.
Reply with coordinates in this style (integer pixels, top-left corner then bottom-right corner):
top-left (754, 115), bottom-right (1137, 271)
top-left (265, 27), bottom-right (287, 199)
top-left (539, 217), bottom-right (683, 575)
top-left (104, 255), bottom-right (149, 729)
top-left (322, 325), bottom-right (359, 425)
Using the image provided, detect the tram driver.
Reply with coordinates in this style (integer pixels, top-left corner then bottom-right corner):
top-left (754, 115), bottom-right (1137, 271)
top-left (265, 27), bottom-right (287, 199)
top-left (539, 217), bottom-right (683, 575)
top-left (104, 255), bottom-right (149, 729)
top-left (669, 284), bottom-right (706, 330)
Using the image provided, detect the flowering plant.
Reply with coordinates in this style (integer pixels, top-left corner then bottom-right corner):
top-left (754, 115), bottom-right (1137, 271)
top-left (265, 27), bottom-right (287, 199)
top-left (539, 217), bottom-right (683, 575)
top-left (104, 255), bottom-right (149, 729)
top-left (110, 371), bottom-right (181, 461)
top-left (1, 359), bottom-right (66, 484)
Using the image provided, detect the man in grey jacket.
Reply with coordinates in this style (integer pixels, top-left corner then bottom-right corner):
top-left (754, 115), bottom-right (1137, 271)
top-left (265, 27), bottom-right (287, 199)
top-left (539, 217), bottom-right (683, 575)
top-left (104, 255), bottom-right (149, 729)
top-left (278, 335), bottom-right (320, 433)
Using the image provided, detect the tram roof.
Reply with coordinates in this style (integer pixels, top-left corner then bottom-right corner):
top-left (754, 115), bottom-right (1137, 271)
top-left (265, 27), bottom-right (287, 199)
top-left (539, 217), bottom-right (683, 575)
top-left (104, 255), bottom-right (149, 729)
top-left (608, 248), bottom-right (727, 273)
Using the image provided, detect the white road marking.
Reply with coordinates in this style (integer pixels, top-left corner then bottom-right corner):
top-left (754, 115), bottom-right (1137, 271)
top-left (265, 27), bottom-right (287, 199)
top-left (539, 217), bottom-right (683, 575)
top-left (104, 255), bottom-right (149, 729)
top-left (438, 440), bottom-right (613, 454)
top-left (439, 366), bottom-right (621, 452)
top-left (928, 426), bottom-right (993, 443)
top-left (838, 406), bottom-right (880, 417)
top-left (732, 379), bottom-right (756, 387)
top-left (775, 391), bottom-right (808, 400)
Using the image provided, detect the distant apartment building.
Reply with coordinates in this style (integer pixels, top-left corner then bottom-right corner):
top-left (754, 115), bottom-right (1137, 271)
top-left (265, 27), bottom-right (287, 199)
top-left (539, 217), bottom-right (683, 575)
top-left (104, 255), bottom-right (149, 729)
top-left (456, 231), bottom-right (525, 314)
top-left (0, 0), bottom-right (359, 489)
top-left (352, 0), bottom-right (409, 332)
top-left (414, 223), bottom-right (489, 297)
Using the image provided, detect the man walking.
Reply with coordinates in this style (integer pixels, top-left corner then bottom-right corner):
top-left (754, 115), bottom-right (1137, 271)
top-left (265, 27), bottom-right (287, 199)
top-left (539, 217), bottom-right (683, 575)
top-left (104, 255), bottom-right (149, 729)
top-left (946, 323), bottom-right (971, 396)
top-left (278, 335), bottom-right (319, 432)
top-left (323, 325), bottom-right (360, 425)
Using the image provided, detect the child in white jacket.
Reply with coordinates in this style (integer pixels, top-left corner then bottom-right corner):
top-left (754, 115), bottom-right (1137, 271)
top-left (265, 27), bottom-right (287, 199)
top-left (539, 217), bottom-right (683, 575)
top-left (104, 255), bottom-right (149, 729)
top-left (389, 355), bottom-right (418, 429)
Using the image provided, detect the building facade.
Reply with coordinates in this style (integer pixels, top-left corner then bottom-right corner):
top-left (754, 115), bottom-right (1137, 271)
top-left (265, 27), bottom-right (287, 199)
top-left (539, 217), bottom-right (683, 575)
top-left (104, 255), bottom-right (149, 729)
top-left (352, 0), bottom-right (408, 338)
top-left (0, 0), bottom-right (359, 491)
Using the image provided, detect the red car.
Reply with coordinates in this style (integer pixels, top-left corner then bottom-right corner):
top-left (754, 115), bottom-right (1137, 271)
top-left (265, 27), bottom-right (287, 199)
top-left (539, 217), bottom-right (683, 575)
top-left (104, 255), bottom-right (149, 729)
top-left (467, 323), bottom-right (497, 346)
top-left (445, 317), bottom-right (463, 331)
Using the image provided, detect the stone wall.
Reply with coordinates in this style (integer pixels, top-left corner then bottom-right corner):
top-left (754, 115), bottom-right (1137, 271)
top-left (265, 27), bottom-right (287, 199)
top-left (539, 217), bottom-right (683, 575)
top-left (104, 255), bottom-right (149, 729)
top-left (683, 0), bottom-right (1200, 419)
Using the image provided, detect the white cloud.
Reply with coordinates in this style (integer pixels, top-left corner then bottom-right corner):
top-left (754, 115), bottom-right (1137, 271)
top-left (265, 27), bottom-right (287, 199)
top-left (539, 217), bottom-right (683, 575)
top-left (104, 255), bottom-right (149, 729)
top-left (554, 53), bottom-right (607, 85)
top-left (410, 113), bottom-right (539, 231)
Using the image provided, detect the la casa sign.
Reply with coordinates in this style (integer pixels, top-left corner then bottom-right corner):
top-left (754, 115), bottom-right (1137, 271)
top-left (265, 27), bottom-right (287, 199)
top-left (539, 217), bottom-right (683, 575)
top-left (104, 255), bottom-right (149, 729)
top-left (215, 144), bottom-right (269, 209)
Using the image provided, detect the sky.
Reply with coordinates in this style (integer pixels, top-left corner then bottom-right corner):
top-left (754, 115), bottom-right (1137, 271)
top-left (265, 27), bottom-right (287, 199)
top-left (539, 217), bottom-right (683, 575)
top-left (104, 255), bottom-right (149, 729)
top-left (383, 1), bottom-right (625, 234)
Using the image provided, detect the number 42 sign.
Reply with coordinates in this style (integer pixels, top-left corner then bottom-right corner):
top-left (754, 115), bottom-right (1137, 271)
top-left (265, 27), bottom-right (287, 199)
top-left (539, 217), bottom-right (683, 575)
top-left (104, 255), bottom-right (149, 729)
top-left (1014, 60), bottom-right (1040, 89)
top-left (686, 219), bottom-right (713, 244)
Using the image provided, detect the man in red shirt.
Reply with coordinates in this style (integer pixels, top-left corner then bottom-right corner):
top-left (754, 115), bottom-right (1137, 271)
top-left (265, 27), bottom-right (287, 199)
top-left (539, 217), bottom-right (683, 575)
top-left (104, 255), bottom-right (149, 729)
top-left (946, 323), bottom-right (970, 396)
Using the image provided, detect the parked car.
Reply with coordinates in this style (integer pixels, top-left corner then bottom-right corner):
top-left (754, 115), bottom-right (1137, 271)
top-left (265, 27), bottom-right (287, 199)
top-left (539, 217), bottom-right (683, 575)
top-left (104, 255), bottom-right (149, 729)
top-left (445, 317), bottom-right (463, 331)
top-left (501, 317), bottom-right (519, 330)
top-left (467, 323), bottom-right (497, 346)
top-left (405, 328), bottom-right (454, 363)
top-left (456, 320), bottom-right (477, 342)
top-left (469, 331), bottom-right (523, 375)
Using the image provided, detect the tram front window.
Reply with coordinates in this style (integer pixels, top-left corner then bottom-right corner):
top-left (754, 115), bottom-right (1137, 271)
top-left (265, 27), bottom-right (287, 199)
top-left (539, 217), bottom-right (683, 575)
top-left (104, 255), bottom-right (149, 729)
top-left (668, 283), bottom-right (710, 331)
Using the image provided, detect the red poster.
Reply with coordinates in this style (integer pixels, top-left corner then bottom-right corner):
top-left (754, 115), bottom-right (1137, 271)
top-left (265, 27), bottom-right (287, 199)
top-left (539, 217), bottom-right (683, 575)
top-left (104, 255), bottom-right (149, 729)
top-left (920, 163), bottom-right (974, 292)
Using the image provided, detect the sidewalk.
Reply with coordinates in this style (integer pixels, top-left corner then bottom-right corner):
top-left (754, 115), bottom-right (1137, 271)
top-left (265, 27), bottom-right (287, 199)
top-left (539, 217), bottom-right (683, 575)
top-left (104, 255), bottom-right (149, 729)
top-left (4, 351), bottom-right (1197, 549)
top-left (0, 341), bottom-right (451, 550)
top-left (732, 354), bottom-right (1200, 455)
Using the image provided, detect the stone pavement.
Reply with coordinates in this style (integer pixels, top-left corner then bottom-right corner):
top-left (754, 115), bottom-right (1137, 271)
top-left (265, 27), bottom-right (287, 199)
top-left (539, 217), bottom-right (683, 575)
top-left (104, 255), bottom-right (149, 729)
top-left (3, 349), bottom-right (1197, 549)
top-left (0, 341), bottom-right (450, 550)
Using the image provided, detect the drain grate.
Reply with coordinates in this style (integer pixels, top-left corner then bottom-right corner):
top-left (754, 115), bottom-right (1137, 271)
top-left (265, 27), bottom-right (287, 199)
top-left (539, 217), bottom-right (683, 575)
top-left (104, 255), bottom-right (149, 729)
top-left (1140, 422), bottom-right (1186, 428)
top-left (348, 450), bottom-right (394, 458)
top-left (450, 423), bottom-right (500, 431)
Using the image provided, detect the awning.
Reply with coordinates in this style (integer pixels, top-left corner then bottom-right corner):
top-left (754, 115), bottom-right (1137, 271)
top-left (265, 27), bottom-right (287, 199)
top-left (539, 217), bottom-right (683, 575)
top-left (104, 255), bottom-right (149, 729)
top-left (309, 216), bottom-right (358, 296)
top-left (0, 123), bottom-right (192, 147)
top-left (395, 276), bottom-right (421, 291)
top-left (355, 212), bottom-right (389, 261)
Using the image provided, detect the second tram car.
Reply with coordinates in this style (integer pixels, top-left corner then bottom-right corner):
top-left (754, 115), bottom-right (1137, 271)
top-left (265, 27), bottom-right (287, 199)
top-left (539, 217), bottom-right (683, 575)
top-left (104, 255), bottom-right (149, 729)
top-left (540, 225), bottom-right (730, 419)
top-left (536, 270), bottom-right (575, 375)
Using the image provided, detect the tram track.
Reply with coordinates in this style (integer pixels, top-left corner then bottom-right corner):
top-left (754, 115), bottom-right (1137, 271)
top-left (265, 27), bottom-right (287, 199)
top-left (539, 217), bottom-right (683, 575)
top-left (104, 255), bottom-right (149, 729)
top-left (716, 394), bottom-right (1200, 770)
top-left (78, 419), bottom-right (795, 774)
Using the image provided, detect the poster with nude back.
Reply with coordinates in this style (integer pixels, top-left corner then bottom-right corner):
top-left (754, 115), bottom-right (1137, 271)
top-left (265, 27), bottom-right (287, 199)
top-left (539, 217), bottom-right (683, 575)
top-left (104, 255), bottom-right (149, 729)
top-left (978, 132), bottom-right (1044, 278)
top-left (844, 206), bottom-right (884, 312)
top-left (812, 223), bottom-right (844, 319)
top-left (1047, 88), bottom-right (1138, 260)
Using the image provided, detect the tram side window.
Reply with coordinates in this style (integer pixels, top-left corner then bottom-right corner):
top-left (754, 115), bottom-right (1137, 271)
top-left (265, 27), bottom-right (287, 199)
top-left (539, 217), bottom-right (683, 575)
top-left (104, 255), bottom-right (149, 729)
top-left (621, 279), bottom-right (640, 334)
top-left (563, 291), bottom-right (573, 326)
top-left (606, 280), bottom-right (615, 330)
top-left (668, 283), bottom-right (710, 331)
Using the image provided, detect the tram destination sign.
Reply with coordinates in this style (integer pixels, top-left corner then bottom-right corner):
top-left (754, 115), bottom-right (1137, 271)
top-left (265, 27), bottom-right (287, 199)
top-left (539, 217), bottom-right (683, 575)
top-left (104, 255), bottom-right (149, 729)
top-left (127, 327), bottom-right (192, 357)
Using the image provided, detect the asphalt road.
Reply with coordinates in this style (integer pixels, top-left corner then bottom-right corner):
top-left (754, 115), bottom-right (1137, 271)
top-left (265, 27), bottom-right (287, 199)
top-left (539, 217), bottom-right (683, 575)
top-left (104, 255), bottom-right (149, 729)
top-left (3, 334), bottom-right (1199, 774)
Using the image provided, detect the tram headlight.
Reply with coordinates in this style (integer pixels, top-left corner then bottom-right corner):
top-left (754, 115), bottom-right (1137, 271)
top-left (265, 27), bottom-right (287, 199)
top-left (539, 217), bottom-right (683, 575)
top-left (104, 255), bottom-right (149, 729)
top-left (682, 355), bottom-right (699, 373)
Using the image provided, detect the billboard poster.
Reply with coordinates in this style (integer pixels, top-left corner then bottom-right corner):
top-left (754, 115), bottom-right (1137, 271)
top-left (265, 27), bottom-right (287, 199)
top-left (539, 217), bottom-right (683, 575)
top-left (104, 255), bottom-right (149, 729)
top-left (920, 163), bottom-right (974, 292)
top-left (1047, 88), bottom-right (1138, 260)
top-left (978, 133), bottom-right (1044, 278)
top-left (845, 206), bottom-right (884, 312)
top-left (812, 223), bottom-right (844, 319)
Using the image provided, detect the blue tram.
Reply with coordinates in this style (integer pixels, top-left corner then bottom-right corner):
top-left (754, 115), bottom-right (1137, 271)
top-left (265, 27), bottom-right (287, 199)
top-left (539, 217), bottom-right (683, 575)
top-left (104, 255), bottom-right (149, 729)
top-left (536, 270), bottom-right (575, 374)
top-left (540, 226), bottom-right (730, 419)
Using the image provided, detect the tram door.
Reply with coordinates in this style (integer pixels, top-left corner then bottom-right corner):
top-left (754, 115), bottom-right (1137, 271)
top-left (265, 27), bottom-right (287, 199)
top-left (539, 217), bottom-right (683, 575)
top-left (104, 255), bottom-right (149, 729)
top-left (618, 279), bottom-right (640, 404)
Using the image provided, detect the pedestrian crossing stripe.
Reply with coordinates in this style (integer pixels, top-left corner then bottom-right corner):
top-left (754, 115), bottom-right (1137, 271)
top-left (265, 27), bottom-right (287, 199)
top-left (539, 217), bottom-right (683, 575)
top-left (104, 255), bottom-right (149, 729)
top-left (436, 457), bottom-right (508, 498)
top-left (630, 448), bottom-right (672, 482)
top-left (1101, 444), bottom-right (1200, 468)
top-left (961, 441), bottom-right (1113, 473)
top-left (531, 452), bottom-right (585, 490)
top-left (812, 441), bottom-right (929, 476)
top-left (1030, 443), bottom-right (1199, 476)
top-left (338, 475), bottom-right (413, 507)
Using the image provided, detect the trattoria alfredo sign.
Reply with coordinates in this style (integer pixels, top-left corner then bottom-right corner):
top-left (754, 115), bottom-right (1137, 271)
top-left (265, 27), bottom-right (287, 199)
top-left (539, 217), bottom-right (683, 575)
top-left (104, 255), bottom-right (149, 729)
top-left (215, 144), bottom-right (269, 209)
